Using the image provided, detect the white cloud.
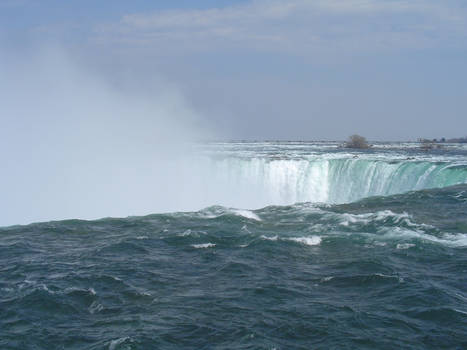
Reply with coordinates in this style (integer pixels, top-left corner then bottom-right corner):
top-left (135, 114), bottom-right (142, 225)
top-left (94, 0), bottom-right (467, 54)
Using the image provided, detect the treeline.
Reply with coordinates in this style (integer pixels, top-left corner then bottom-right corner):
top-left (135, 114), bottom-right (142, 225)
top-left (418, 137), bottom-right (467, 143)
top-left (343, 134), bottom-right (467, 150)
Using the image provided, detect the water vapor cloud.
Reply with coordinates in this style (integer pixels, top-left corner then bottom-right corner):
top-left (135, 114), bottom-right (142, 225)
top-left (0, 48), bottom-right (210, 226)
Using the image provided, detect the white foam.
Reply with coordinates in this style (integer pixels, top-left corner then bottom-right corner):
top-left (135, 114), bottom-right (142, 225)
top-left (441, 233), bottom-right (467, 247)
top-left (396, 243), bottom-right (415, 249)
top-left (374, 273), bottom-right (398, 279)
top-left (381, 227), bottom-right (467, 247)
top-left (241, 224), bottom-right (251, 233)
top-left (178, 229), bottom-right (206, 237)
top-left (178, 229), bottom-right (192, 236)
top-left (260, 235), bottom-right (278, 241)
top-left (330, 208), bottom-right (467, 248)
top-left (191, 243), bottom-right (216, 249)
top-left (454, 292), bottom-right (467, 302)
top-left (39, 283), bottom-right (54, 294)
top-left (338, 210), bottom-right (411, 227)
top-left (232, 209), bottom-right (261, 221)
top-left (65, 287), bottom-right (96, 295)
top-left (109, 337), bottom-right (130, 350)
top-left (454, 309), bottom-right (467, 315)
top-left (89, 301), bottom-right (103, 314)
top-left (136, 236), bottom-right (148, 240)
top-left (289, 236), bottom-right (322, 246)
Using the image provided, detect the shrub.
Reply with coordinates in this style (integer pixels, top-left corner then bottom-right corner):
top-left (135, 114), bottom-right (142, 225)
top-left (345, 134), bottom-right (370, 149)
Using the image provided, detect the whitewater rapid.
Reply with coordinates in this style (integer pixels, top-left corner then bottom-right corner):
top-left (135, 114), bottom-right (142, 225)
top-left (196, 142), bottom-right (467, 208)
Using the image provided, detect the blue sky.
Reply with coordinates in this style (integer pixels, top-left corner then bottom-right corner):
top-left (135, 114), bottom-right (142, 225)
top-left (0, 0), bottom-right (247, 41)
top-left (1, 0), bottom-right (467, 141)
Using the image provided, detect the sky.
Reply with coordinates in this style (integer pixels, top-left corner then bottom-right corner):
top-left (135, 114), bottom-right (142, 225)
top-left (1, 0), bottom-right (466, 141)
top-left (1, 0), bottom-right (467, 225)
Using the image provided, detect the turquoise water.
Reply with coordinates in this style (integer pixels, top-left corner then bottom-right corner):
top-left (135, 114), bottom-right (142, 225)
top-left (1, 142), bottom-right (467, 349)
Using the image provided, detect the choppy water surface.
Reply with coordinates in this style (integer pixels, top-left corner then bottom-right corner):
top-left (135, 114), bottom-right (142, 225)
top-left (1, 142), bottom-right (467, 349)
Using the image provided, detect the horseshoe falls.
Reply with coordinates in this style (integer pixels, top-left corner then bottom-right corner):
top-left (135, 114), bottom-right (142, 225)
top-left (201, 156), bottom-right (467, 206)
top-left (1, 142), bottom-right (467, 350)
top-left (194, 142), bottom-right (467, 208)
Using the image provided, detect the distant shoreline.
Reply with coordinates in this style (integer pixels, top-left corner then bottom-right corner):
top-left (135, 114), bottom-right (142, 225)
top-left (200, 139), bottom-right (467, 143)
